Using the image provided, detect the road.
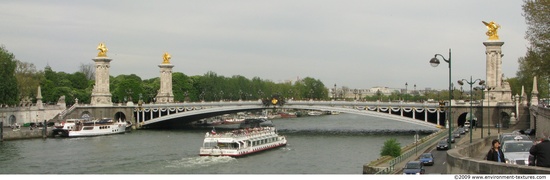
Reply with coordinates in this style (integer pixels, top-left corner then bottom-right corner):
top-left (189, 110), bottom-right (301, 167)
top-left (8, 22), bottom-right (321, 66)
top-left (398, 127), bottom-right (509, 174)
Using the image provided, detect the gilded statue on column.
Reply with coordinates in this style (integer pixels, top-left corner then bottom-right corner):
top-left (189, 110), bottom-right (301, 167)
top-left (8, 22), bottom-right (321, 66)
top-left (482, 21), bottom-right (500, 40)
top-left (163, 52), bottom-right (171, 64)
top-left (97, 42), bottom-right (108, 57)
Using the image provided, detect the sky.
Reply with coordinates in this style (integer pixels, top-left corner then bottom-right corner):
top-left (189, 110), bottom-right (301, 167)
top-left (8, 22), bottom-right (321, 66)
top-left (0, 0), bottom-right (529, 90)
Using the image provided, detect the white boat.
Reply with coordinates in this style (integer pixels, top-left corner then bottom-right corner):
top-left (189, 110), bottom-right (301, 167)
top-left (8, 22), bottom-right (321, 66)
top-left (307, 111), bottom-right (323, 116)
top-left (52, 118), bottom-right (128, 137)
top-left (199, 126), bottom-right (287, 157)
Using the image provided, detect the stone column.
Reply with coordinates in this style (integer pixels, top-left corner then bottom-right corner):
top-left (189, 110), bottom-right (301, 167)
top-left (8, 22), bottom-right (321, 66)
top-left (91, 56), bottom-right (113, 106)
top-left (484, 41), bottom-right (512, 103)
top-left (531, 76), bottom-right (539, 106)
top-left (483, 41), bottom-right (504, 90)
top-left (156, 53), bottom-right (174, 103)
top-left (36, 86), bottom-right (43, 110)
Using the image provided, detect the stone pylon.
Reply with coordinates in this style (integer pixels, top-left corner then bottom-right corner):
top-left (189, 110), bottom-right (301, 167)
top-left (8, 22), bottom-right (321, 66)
top-left (155, 52), bottom-right (174, 103)
top-left (521, 86), bottom-right (529, 106)
top-left (483, 40), bottom-right (512, 103)
top-left (90, 44), bottom-right (113, 106)
top-left (36, 85), bottom-right (43, 110)
top-left (531, 76), bottom-right (539, 106)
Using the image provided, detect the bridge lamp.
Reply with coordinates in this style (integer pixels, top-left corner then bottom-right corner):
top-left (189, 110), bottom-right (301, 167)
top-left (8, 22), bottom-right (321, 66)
top-left (429, 48), bottom-right (452, 149)
top-left (458, 77), bottom-right (485, 144)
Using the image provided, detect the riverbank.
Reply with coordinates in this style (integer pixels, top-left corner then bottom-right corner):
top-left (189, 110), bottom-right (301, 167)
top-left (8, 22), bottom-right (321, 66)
top-left (1, 126), bottom-right (52, 141)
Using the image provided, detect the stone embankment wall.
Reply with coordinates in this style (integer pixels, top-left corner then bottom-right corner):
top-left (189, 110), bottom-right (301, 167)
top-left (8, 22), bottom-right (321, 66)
top-left (1, 127), bottom-right (52, 141)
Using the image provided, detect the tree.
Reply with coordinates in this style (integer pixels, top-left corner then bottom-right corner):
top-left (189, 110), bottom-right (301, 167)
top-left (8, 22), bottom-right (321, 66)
top-left (15, 60), bottom-right (43, 101)
top-left (380, 138), bottom-right (401, 157)
top-left (517, 1), bottom-right (550, 99)
top-left (79, 63), bottom-right (95, 81)
top-left (0, 45), bottom-right (19, 106)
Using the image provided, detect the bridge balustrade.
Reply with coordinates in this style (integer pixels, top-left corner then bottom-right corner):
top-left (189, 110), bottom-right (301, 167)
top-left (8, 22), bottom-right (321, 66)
top-left (133, 100), bottom-right (444, 129)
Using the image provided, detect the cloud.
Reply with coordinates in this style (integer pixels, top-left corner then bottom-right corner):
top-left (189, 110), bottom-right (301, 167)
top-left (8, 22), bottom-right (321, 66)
top-left (0, 0), bottom-right (528, 90)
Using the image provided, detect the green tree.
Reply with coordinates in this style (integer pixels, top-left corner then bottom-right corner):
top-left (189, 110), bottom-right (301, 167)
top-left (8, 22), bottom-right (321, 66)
top-left (0, 45), bottom-right (19, 106)
top-left (517, 0), bottom-right (550, 99)
top-left (111, 74), bottom-right (143, 103)
top-left (15, 60), bottom-right (43, 101)
top-left (172, 72), bottom-right (191, 102)
top-left (380, 138), bottom-right (401, 157)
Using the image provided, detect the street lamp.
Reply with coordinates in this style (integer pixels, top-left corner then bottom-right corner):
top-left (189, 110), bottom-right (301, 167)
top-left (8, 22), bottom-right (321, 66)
top-left (405, 82), bottom-right (408, 102)
top-left (333, 84), bottom-right (337, 100)
top-left (458, 76), bottom-right (485, 144)
top-left (429, 48), bottom-right (452, 149)
top-left (474, 85), bottom-right (485, 139)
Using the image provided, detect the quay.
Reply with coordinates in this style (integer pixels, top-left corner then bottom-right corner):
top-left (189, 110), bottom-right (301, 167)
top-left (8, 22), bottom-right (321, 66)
top-left (1, 121), bottom-right (53, 141)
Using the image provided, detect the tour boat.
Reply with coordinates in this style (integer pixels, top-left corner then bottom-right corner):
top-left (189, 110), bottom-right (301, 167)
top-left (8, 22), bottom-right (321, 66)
top-left (52, 118), bottom-right (128, 137)
top-left (199, 126), bottom-right (287, 157)
top-left (307, 111), bottom-right (323, 116)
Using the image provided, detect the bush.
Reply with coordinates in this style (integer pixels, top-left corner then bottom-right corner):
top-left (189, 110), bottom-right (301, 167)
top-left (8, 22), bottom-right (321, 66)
top-left (380, 138), bottom-right (401, 157)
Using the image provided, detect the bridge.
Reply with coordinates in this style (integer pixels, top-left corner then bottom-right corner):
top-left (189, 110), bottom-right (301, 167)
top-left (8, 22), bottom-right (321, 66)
top-left (56, 98), bottom-right (518, 132)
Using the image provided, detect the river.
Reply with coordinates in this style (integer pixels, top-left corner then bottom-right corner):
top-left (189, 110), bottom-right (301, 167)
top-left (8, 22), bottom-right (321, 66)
top-left (0, 113), bottom-right (436, 174)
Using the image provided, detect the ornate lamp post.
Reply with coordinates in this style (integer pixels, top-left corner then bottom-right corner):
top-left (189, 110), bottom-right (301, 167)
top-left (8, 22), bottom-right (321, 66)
top-left (239, 90), bottom-right (243, 101)
top-left (200, 90), bottom-right (205, 102)
top-left (405, 82), bottom-right (408, 102)
top-left (333, 84), bottom-right (337, 100)
top-left (258, 90), bottom-right (264, 100)
top-left (458, 76), bottom-right (485, 143)
top-left (429, 48), bottom-right (452, 149)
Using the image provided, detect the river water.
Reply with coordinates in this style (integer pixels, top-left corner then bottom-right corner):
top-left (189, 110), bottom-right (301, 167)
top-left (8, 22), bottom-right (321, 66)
top-left (0, 113), bottom-right (436, 174)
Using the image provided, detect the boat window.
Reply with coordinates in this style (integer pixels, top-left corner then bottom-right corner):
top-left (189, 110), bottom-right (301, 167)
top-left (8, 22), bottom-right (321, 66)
top-left (83, 127), bottom-right (93, 130)
top-left (203, 142), bottom-right (216, 147)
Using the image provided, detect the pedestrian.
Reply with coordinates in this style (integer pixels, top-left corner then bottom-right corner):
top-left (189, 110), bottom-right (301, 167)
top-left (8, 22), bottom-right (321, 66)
top-left (530, 134), bottom-right (550, 167)
top-left (486, 139), bottom-right (505, 163)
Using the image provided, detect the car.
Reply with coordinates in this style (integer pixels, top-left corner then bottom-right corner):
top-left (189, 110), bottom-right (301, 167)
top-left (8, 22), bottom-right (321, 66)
top-left (502, 139), bottom-right (534, 165)
top-left (457, 127), bottom-right (466, 135)
top-left (402, 161), bottom-right (425, 175)
top-left (498, 133), bottom-right (520, 143)
top-left (419, 153), bottom-right (434, 166)
top-left (453, 131), bottom-right (461, 138)
top-left (524, 129), bottom-right (536, 136)
top-left (445, 137), bottom-right (455, 143)
top-left (500, 134), bottom-right (530, 147)
top-left (437, 140), bottom-right (449, 150)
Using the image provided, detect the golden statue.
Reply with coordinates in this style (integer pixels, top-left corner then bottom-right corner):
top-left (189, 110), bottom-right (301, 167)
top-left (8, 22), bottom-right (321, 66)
top-left (162, 52), bottom-right (171, 64)
top-left (482, 21), bottom-right (501, 40)
top-left (97, 42), bottom-right (108, 57)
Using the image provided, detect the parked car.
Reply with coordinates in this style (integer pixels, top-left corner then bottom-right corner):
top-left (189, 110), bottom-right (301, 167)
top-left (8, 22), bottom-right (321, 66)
top-left (437, 140), bottom-right (449, 150)
top-left (403, 161), bottom-right (425, 175)
top-left (419, 153), bottom-right (434, 166)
